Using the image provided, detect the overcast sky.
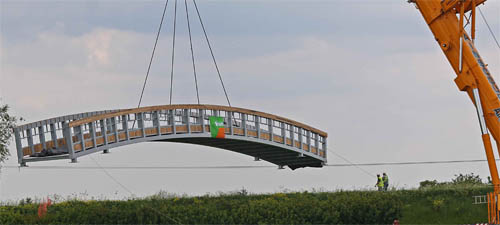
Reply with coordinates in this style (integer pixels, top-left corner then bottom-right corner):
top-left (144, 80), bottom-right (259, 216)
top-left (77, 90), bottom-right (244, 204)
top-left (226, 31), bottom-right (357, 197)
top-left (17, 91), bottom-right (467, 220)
top-left (1, 0), bottom-right (499, 202)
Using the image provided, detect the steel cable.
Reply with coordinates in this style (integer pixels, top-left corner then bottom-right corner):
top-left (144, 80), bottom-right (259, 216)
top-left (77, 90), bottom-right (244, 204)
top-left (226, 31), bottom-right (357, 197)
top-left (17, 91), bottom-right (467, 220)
top-left (185, 0), bottom-right (201, 104)
top-left (192, 0), bottom-right (231, 107)
top-left (133, 0), bottom-right (169, 129)
top-left (169, 0), bottom-right (178, 105)
top-left (137, 0), bottom-right (169, 109)
top-left (478, 7), bottom-right (500, 49)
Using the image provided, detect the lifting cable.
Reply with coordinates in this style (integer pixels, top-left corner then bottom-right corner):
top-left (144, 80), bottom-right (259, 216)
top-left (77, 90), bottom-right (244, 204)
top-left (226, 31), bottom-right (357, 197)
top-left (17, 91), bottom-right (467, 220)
top-left (193, 0), bottom-right (231, 107)
top-left (133, 0), bottom-right (169, 129)
top-left (478, 7), bottom-right (500, 49)
top-left (136, 0), bottom-right (231, 108)
top-left (137, 0), bottom-right (169, 109)
top-left (185, 0), bottom-right (201, 104)
top-left (169, 0), bottom-right (178, 105)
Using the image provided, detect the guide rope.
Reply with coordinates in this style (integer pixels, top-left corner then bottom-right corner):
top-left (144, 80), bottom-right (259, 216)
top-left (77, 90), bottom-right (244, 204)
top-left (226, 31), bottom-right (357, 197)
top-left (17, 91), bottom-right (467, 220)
top-left (328, 149), bottom-right (375, 178)
top-left (89, 155), bottom-right (183, 225)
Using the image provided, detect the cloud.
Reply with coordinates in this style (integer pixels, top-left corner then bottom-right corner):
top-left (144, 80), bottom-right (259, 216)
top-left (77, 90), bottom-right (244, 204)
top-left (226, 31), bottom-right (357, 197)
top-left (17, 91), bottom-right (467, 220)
top-left (1, 28), bottom-right (149, 119)
top-left (83, 29), bottom-right (114, 66)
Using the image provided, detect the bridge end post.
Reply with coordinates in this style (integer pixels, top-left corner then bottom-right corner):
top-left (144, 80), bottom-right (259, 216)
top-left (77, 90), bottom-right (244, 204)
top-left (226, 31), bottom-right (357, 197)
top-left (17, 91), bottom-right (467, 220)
top-left (14, 127), bottom-right (25, 166)
top-left (62, 121), bottom-right (77, 163)
top-left (323, 137), bottom-right (328, 163)
top-left (26, 129), bottom-right (34, 155)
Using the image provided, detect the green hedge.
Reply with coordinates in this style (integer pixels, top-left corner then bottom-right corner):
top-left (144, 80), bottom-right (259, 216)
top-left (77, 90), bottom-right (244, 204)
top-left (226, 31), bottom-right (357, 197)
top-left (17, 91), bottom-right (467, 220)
top-left (1, 191), bottom-right (402, 224)
top-left (398, 184), bottom-right (491, 224)
top-left (0, 185), bottom-right (491, 224)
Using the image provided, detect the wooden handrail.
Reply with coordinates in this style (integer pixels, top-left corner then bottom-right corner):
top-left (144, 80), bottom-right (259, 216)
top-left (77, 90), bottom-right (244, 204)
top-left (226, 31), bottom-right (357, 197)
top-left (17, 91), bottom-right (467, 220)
top-left (68, 104), bottom-right (328, 137)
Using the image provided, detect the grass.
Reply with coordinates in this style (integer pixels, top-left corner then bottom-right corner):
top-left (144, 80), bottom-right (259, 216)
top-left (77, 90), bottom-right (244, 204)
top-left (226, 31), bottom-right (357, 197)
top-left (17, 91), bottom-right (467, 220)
top-left (398, 184), bottom-right (490, 224)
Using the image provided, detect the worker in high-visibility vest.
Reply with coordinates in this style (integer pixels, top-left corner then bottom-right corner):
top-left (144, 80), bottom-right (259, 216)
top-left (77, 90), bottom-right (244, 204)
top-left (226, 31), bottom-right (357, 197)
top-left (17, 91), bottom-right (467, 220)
top-left (375, 174), bottom-right (384, 191)
top-left (383, 173), bottom-right (389, 191)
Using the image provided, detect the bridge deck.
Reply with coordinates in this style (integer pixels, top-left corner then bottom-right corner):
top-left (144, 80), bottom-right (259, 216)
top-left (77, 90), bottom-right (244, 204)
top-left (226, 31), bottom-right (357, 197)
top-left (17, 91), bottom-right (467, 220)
top-left (14, 104), bottom-right (327, 169)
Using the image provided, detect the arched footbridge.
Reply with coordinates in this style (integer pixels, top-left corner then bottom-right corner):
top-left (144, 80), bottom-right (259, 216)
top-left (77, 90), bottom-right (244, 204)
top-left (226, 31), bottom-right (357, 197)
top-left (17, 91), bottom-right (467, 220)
top-left (13, 105), bottom-right (327, 169)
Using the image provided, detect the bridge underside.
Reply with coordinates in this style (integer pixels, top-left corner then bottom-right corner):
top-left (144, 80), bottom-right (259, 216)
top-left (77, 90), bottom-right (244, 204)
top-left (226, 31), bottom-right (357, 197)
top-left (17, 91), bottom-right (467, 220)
top-left (162, 137), bottom-right (323, 170)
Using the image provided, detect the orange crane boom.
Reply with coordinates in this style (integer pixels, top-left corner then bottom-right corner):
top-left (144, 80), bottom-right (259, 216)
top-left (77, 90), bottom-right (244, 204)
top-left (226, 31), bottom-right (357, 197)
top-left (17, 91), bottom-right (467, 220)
top-left (411, 0), bottom-right (500, 222)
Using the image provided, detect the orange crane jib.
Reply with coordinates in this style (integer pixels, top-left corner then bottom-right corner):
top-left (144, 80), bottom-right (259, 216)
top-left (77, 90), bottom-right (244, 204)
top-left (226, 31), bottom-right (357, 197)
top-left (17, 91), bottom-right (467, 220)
top-left (411, 0), bottom-right (500, 223)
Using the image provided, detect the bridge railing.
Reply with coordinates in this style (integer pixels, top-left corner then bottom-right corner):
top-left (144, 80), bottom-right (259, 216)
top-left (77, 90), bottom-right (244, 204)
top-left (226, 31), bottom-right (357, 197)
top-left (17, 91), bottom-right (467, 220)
top-left (14, 105), bottom-right (327, 166)
top-left (13, 110), bottom-right (121, 165)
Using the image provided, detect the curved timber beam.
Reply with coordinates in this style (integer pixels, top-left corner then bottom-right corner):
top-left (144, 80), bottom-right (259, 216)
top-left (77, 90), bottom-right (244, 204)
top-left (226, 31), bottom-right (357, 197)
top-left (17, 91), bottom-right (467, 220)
top-left (13, 104), bottom-right (328, 169)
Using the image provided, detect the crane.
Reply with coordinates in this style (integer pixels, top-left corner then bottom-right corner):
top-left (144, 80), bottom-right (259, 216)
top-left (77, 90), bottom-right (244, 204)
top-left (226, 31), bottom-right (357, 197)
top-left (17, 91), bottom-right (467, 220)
top-left (410, 0), bottom-right (500, 222)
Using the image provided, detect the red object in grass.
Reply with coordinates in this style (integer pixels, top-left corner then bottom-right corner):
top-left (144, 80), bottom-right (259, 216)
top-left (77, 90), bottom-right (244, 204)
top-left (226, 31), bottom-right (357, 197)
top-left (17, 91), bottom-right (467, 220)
top-left (37, 198), bottom-right (52, 219)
